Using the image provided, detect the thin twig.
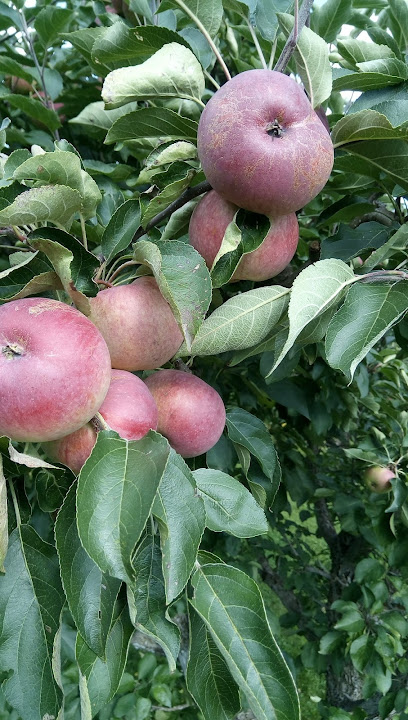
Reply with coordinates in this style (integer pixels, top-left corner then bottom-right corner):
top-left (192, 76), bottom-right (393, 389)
top-left (274, 0), bottom-right (314, 73)
top-left (151, 704), bottom-right (191, 712)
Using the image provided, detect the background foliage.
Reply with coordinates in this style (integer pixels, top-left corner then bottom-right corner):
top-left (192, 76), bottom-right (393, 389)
top-left (0, 0), bottom-right (408, 718)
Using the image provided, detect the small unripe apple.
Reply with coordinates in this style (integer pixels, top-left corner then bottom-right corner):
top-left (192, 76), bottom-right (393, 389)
top-left (189, 190), bottom-right (299, 281)
top-left (43, 369), bottom-right (158, 474)
top-left (89, 276), bottom-right (184, 371)
top-left (197, 69), bottom-right (334, 216)
top-left (364, 466), bottom-right (395, 493)
top-left (0, 297), bottom-right (111, 443)
top-left (144, 369), bottom-right (226, 458)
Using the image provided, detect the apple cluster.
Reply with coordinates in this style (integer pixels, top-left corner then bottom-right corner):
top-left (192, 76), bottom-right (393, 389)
top-left (190, 70), bottom-right (334, 280)
top-left (0, 281), bottom-right (225, 474)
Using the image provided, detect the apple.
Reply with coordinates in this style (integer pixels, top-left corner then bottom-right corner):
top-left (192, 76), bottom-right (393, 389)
top-left (144, 369), bottom-right (226, 458)
top-left (364, 466), bottom-right (395, 493)
top-left (43, 369), bottom-right (159, 474)
top-left (189, 190), bottom-right (299, 281)
top-left (0, 297), bottom-right (111, 442)
top-left (197, 69), bottom-right (334, 216)
top-left (89, 276), bottom-right (184, 371)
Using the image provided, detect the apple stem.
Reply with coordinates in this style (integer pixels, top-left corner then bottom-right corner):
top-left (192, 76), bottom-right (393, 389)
top-left (274, 0), bottom-right (314, 74)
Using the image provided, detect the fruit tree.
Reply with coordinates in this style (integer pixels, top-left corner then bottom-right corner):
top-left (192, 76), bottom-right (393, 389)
top-left (0, 0), bottom-right (408, 719)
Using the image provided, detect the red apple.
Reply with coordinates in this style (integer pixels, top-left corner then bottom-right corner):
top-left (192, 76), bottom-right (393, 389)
top-left (197, 69), bottom-right (334, 216)
top-left (144, 369), bottom-right (226, 458)
top-left (0, 298), bottom-right (111, 442)
top-left (89, 276), bottom-right (184, 371)
top-left (43, 369), bottom-right (159, 474)
top-left (189, 190), bottom-right (299, 281)
top-left (364, 466), bottom-right (395, 494)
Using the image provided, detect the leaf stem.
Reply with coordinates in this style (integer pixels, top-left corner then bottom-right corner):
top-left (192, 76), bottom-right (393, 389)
top-left (173, 0), bottom-right (231, 81)
top-left (107, 259), bottom-right (138, 284)
top-left (274, 0), bottom-right (314, 74)
top-left (79, 214), bottom-right (88, 251)
top-left (245, 18), bottom-right (267, 70)
top-left (8, 477), bottom-right (21, 528)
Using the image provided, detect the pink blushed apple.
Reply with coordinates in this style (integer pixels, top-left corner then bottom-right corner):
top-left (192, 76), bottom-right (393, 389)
top-left (197, 69), bottom-right (334, 216)
top-left (189, 190), bottom-right (299, 281)
top-left (43, 369), bottom-right (159, 474)
top-left (364, 466), bottom-right (395, 494)
top-left (0, 297), bottom-right (111, 442)
top-left (144, 369), bottom-right (226, 458)
top-left (89, 276), bottom-right (184, 371)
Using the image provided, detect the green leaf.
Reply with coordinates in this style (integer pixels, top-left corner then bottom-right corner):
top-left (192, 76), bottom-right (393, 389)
top-left (337, 38), bottom-right (396, 66)
top-left (332, 60), bottom-right (408, 91)
top-left (102, 43), bottom-right (205, 109)
top-left (0, 526), bottom-right (65, 720)
top-left (141, 165), bottom-right (196, 228)
top-left (388, 0), bottom-right (408, 51)
top-left (55, 484), bottom-right (121, 658)
top-left (105, 107), bottom-right (198, 145)
top-left (101, 198), bottom-right (141, 262)
top-left (277, 13), bottom-right (332, 107)
top-left (2, 95), bottom-right (61, 132)
top-left (0, 454), bottom-right (6, 572)
top-left (320, 222), bottom-right (392, 262)
top-left (226, 408), bottom-right (281, 506)
top-left (129, 535), bottom-right (180, 670)
top-left (311, 0), bottom-right (352, 43)
top-left (343, 139), bottom-right (408, 191)
top-left (193, 468), bottom-right (268, 537)
top-left (363, 224), bottom-right (408, 271)
top-left (268, 259), bottom-right (355, 375)
top-left (61, 27), bottom-right (107, 74)
top-left (0, 57), bottom-right (34, 84)
top-left (332, 109), bottom-right (408, 147)
top-left (0, 251), bottom-right (61, 301)
top-left (0, 185), bottom-right (82, 229)
top-left (181, 286), bottom-right (289, 358)
top-left (28, 227), bottom-right (99, 312)
top-left (349, 81), bottom-right (408, 128)
top-left (70, 101), bottom-right (139, 135)
top-left (159, 0), bottom-right (223, 38)
top-left (77, 599), bottom-right (133, 717)
top-left (137, 141), bottom-right (197, 185)
top-left (132, 239), bottom-right (212, 351)
top-left (190, 563), bottom-right (300, 720)
top-left (34, 468), bottom-right (73, 513)
top-left (350, 635), bottom-right (372, 672)
top-left (210, 211), bottom-right (271, 288)
top-left (14, 151), bottom-right (101, 220)
top-left (91, 23), bottom-right (190, 69)
top-left (152, 451), bottom-right (206, 603)
top-left (77, 431), bottom-right (170, 584)
top-left (34, 6), bottom-right (73, 48)
top-left (325, 281), bottom-right (408, 380)
top-left (186, 605), bottom-right (241, 720)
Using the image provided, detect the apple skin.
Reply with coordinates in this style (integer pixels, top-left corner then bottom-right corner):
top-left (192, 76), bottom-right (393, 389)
top-left (0, 298), bottom-right (111, 443)
top-left (197, 69), bottom-right (334, 216)
top-left (364, 466), bottom-right (395, 494)
top-left (43, 369), bottom-right (159, 474)
top-left (189, 190), bottom-right (299, 281)
top-left (144, 369), bottom-right (226, 458)
top-left (89, 276), bottom-right (184, 371)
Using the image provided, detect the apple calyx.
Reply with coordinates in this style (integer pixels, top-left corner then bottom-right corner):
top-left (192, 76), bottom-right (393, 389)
top-left (266, 119), bottom-right (284, 138)
top-left (2, 342), bottom-right (25, 360)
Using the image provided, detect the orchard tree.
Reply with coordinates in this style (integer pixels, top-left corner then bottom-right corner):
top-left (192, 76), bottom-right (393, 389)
top-left (0, 0), bottom-right (407, 719)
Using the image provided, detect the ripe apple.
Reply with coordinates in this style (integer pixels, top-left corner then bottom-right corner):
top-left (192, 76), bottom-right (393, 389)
top-left (144, 369), bottom-right (226, 458)
top-left (189, 190), bottom-right (299, 281)
top-left (43, 369), bottom-right (159, 474)
top-left (89, 276), bottom-right (184, 371)
top-left (0, 297), bottom-right (111, 442)
top-left (197, 69), bottom-right (334, 216)
top-left (364, 466), bottom-right (395, 494)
